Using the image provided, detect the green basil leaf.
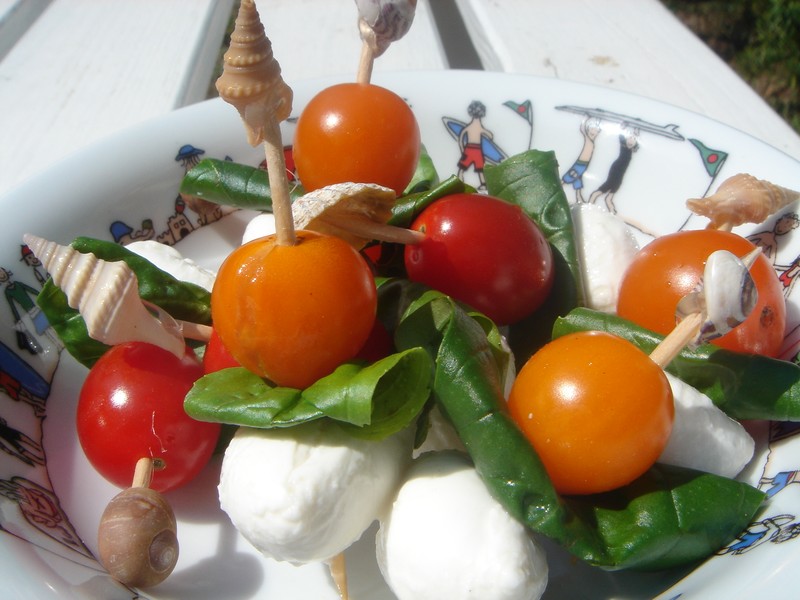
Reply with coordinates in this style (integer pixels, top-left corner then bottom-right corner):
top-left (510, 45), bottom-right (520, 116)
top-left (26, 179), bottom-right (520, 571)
top-left (36, 237), bottom-right (212, 368)
top-left (485, 149), bottom-right (584, 367)
top-left (391, 282), bottom-right (764, 570)
top-left (179, 158), bottom-right (306, 210)
top-left (402, 144), bottom-right (440, 194)
top-left (184, 348), bottom-right (432, 440)
top-left (554, 307), bottom-right (800, 421)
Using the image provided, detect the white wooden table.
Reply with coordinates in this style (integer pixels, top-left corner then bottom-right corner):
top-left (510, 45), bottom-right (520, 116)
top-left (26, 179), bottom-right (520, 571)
top-left (1, 0), bottom-right (799, 197)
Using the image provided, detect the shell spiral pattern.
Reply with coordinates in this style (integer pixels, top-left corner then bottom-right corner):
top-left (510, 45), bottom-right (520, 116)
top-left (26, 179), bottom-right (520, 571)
top-left (216, 0), bottom-right (293, 146)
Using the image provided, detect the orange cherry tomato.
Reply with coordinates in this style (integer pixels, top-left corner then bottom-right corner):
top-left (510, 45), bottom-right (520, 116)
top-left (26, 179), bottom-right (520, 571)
top-left (292, 82), bottom-right (421, 196)
top-left (212, 230), bottom-right (377, 389)
top-left (617, 229), bottom-right (785, 357)
top-left (507, 331), bottom-right (674, 495)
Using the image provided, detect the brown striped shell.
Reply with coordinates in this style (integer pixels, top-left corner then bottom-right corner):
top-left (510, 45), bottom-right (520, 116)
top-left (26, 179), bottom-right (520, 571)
top-left (355, 0), bottom-right (417, 56)
top-left (686, 173), bottom-right (800, 229)
top-left (215, 0), bottom-right (293, 146)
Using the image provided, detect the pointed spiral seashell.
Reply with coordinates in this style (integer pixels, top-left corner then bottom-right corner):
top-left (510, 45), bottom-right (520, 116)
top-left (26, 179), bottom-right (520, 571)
top-left (355, 0), bottom-right (417, 56)
top-left (216, 0), bottom-right (293, 146)
top-left (686, 173), bottom-right (800, 229)
top-left (22, 234), bottom-right (185, 357)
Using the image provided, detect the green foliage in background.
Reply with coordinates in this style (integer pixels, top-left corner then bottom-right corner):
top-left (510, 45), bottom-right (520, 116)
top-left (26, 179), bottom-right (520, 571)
top-left (664, 0), bottom-right (800, 134)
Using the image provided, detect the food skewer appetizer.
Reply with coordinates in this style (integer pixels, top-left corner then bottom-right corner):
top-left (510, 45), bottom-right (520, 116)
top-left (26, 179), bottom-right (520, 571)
top-left (96, 458), bottom-right (179, 588)
top-left (22, 1), bottom-right (800, 596)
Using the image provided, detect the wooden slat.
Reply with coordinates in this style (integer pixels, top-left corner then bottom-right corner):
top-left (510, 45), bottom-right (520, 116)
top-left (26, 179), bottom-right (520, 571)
top-left (0, 0), bottom-right (50, 59)
top-left (0, 0), bottom-right (235, 194)
top-left (454, 0), bottom-right (800, 161)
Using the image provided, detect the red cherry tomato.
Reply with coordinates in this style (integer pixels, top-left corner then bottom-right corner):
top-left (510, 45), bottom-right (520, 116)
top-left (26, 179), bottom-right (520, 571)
top-left (203, 328), bottom-right (240, 374)
top-left (404, 193), bottom-right (554, 325)
top-left (292, 83), bottom-right (420, 195)
top-left (355, 319), bottom-right (394, 363)
top-left (617, 229), bottom-right (786, 356)
top-left (78, 342), bottom-right (220, 493)
top-left (507, 331), bottom-right (674, 495)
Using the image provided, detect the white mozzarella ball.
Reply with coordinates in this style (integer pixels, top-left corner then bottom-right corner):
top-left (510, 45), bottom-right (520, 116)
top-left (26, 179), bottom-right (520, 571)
top-left (659, 372), bottom-right (755, 478)
top-left (241, 212), bottom-right (277, 245)
top-left (126, 240), bottom-right (216, 291)
top-left (377, 451), bottom-right (548, 600)
top-left (218, 422), bottom-right (411, 564)
top-left (570, 203), bottom-right (639, 312)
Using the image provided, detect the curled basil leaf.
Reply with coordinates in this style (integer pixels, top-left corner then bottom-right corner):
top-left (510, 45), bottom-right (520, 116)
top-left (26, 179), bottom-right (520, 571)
top-left (179, 158), bottom-right (305, 210)
top-left (36, 237), bottom-right (211, 368)
top-left (388, 281), bottom-right (764, 571)
top-left (184, 348), bottom-right (432, 440)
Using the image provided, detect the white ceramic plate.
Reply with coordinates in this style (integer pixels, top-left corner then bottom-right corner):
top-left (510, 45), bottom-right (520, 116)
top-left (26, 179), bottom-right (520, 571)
top-left (1, 70), bottom-right (800, 599)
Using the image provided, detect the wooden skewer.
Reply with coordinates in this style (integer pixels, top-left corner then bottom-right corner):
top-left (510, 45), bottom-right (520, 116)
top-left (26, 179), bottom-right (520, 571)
top-left (319, 214), bottom-right (424, 245)
top-left (262, 119), bottom-right (297, 246)
top-left (329, 552), bottom-right (349, 600)
top-left (356, 18), bottom-right (377, 84)
top-left (648, 311), bottom-right (703, 368)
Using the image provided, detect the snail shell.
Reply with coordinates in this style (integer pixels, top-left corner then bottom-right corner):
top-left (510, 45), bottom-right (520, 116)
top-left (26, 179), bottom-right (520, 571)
top-left (355, 0), bottom-right (417, 56)
top-left (686, 173), bottom-right (800, 229)
top-left (97, 486), bottom-right (179, 588)
top-left (22, 234), bottom-right (185, 357)
top-left (676, 248), bottom-right (759, 343)
top-left (215, 0), bottom-right (293, 146)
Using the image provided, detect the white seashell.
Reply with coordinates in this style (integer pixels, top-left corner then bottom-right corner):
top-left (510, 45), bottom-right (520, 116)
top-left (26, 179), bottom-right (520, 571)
top-left (686, 173), bottom-right (800, 229)
top-left (215, 0), bottom-right (293, 146)
top-left (355, 0), bottom-right (417, 56)
top-left (292, 182), bottom-right (404, 249)
top-left (22, 234), bottom-right (186, 357)
top-left (676, 248), bottom-right (759, 344)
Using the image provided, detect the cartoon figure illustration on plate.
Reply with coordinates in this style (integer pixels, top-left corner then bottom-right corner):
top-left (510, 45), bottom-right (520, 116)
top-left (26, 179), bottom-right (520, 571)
top-left (18, 245), bottom-right (46, 287)
top-left (746, 211), bottom-right (800, 299)
top-left (757, 421), bottom-right (800, 497)
top-left (0, 476), bottom-right (93, 561)
top-left (157, 196), bottom-right (196, 246)
top-left (0, 413), bottom-right (44, 467)
top-left (719, 514), bottom-right (800, 555)
top-left (562, 117), bottom-right (602, 203)
top-left (587, 126), bottom-right (640, 213)
top-left (0, 267), bottom-right (60, 356)
top-left (747, 212), bottom-right (800, 267)
top-left (109, 219), bottom-right (155, 246)
top-left (503, 99), bottom-right (534, 149)
top-left (443, 101), bottom-right (508, 192)
top-left (176, 144), bottom-right (228, 226)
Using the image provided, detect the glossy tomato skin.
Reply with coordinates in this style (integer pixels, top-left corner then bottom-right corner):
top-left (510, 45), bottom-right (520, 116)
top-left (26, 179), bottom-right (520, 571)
top-left (292, 83), bottom-right (420, 195)
top-left (78, 342), bottom-right (220, 493)
top-left (203, 328), bottom-right (240, 374)
top-left (404, 193), bottom-right (554, 325)
top-left (617, 229), bottom-right (785, 357)
top-left (212, 230), bottom-right (377, 389)
top-left (507, 331), bottom-right (674, 495)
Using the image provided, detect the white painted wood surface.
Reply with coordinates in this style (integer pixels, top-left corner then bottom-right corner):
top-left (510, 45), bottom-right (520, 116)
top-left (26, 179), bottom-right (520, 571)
top-left (261, 0), bottom-right (447, 82)
top-left (0, 0), bottom-right (235, 193)
top-left (455, 0), bottom-right (800, 161)
top-left (1, 0), bottom-right (799, 197)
